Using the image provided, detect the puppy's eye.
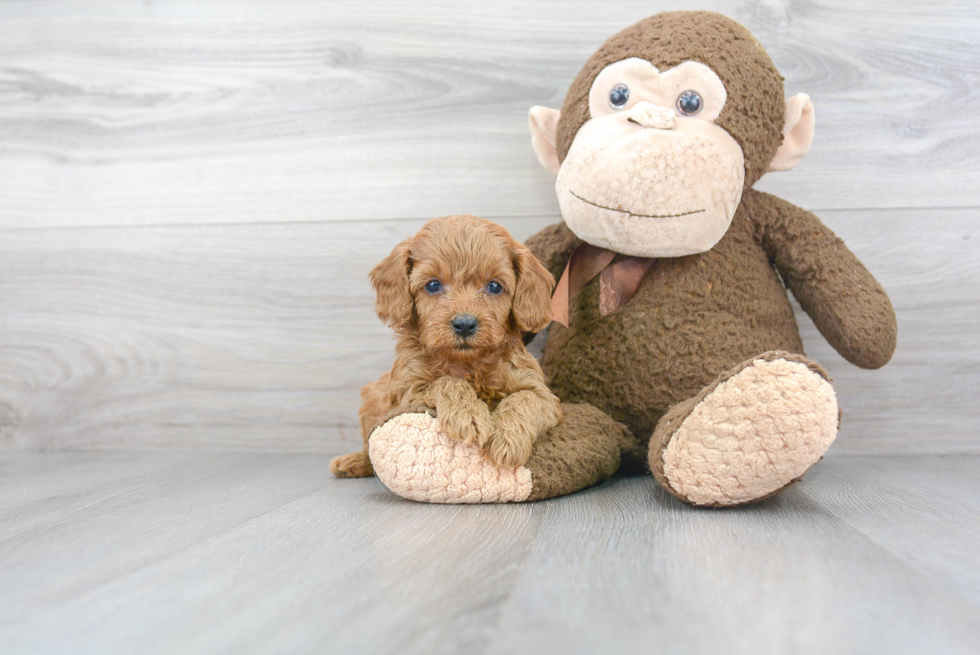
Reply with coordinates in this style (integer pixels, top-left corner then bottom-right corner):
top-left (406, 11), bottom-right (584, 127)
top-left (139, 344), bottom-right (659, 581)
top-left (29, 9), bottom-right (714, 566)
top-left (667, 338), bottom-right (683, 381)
top-left (609, 84), bottom-right (630, 110)
top-left (424, 280), bottom-right (442, 294)
top-left (486, 281), bottom-right (503, 295)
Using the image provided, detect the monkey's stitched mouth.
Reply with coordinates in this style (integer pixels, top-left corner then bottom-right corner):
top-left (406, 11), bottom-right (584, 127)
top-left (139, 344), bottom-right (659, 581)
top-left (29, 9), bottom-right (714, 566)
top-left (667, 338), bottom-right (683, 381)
top-left (569, 190), bottom-right (705, 219)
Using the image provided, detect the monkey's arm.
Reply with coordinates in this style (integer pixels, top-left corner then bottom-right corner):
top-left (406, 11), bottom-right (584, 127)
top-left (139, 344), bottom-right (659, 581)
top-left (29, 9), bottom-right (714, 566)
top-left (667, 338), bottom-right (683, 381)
top-left (748, 190), bottom-right (897, 369)
top-left (523, 222), bottom-right (581, 281)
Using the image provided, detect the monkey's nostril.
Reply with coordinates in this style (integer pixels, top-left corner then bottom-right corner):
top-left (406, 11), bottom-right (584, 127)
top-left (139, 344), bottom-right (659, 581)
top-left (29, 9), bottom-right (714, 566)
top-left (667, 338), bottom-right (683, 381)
top-left (451, 314), bottom-right (479, 338)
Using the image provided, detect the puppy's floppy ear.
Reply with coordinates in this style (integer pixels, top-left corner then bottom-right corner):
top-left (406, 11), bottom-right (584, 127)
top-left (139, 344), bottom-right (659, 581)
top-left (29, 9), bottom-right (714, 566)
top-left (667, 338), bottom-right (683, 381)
top-left (511, 241), bottom-right (555, 333)
top-left (369, 238), bottom-right (415, 329)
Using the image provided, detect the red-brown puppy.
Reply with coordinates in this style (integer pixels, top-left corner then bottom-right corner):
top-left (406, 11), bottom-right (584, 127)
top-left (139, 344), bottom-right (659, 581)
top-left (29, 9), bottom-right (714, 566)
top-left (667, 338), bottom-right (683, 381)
top-left (331, 215), bottom-right (562, 478)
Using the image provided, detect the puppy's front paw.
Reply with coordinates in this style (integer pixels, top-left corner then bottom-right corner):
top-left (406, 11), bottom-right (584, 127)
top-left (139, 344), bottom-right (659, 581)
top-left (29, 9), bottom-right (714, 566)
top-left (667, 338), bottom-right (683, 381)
top-left (486, 425), bottom-right (534, 468)
top-left (438, 406), bottom-right (493, 447)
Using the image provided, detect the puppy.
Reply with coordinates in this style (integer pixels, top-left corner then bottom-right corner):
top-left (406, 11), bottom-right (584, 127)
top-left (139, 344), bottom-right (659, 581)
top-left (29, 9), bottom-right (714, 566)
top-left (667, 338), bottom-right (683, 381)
top-left (331, 215), bottom-right (563, 478)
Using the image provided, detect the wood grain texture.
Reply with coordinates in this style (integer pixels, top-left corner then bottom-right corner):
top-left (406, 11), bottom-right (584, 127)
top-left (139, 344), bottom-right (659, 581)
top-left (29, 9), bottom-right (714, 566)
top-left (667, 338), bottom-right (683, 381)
top-left (0, 0), bottom-right (978, 229)
top-left (0, 452), bottom-right (978, 654)
top-left (1, 209), bottom-right (977, 454)
top-left (489, 456), bottom-right (980, 655)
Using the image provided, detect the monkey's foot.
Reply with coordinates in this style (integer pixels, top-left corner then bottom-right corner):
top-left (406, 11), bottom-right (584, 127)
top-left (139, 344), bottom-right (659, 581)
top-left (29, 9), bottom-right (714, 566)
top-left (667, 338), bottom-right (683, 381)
top-left (649, 352), bottom-right (839, 507)
top-left (368, 412), bottom-right (533, 503)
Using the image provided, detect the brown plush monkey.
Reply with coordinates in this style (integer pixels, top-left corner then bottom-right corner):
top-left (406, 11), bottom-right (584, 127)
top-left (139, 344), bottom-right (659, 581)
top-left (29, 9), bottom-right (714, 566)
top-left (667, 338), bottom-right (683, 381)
top-left (364, 11), bottom-right (897, 506)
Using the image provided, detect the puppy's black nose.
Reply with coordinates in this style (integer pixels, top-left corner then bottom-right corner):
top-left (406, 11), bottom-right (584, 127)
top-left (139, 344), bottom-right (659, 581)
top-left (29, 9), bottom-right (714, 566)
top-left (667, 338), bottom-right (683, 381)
top-left (451, 314), bottom-right (478, 338)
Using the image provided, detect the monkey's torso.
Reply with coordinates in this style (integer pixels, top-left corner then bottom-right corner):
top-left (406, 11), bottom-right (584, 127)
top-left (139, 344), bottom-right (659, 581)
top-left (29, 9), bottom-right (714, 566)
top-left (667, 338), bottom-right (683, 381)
top-left (541, 194), bottom-right (804, 442)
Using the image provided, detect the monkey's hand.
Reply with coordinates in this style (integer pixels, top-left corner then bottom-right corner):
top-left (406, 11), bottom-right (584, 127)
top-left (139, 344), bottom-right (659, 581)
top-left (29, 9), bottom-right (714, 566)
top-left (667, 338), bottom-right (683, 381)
top-left (751, 191), bottom-right (898, 369)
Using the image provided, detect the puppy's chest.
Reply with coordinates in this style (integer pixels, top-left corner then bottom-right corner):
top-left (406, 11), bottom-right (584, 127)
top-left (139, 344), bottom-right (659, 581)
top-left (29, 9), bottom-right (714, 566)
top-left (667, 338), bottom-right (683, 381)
top-left (436, 363), bottom-right (509, 408)
top-left (468, 376), bottom-right (508, 409)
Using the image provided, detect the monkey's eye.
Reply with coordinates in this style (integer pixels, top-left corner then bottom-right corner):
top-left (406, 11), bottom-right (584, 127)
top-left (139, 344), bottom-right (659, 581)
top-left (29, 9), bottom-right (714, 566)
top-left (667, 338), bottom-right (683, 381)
top-left (676, 90), bottom-right (703, 116)
top-left (608, 84), bottom-right (630, 110)
top-left (486, 281), bottom-right (503, 295)
top-left (424, 280), bottom-right (442, 294)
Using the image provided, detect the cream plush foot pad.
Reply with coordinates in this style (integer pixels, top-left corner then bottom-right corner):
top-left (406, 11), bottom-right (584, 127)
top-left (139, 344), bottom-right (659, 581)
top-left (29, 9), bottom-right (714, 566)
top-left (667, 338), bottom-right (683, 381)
top-left (663, 358), bottom-right (838, 506)
top-left (368, 412), bottom-right (533, 503)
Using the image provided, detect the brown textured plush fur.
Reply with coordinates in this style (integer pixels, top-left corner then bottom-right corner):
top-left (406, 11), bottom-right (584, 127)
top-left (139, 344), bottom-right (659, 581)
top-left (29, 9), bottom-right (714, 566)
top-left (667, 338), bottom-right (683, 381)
top-left (330, 215), bottom-right (563, 478)
top-left (523, 403), bottom-right (635, 501)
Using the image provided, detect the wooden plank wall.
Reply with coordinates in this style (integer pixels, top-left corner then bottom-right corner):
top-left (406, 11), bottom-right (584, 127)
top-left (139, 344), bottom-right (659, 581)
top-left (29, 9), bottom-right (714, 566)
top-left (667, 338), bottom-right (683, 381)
top-left (1, 0), bottom-right (978, 454)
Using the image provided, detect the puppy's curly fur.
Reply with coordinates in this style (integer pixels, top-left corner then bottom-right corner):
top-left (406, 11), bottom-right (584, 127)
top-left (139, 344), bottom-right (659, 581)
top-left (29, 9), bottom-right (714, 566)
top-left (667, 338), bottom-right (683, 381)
top-left (331, 215), bottom-right (563, 478)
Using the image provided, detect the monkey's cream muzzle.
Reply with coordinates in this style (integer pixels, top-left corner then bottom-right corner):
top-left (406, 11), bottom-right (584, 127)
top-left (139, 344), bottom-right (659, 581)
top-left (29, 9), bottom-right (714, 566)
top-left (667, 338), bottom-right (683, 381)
top-left (556, 108), bottom-right (744, 258)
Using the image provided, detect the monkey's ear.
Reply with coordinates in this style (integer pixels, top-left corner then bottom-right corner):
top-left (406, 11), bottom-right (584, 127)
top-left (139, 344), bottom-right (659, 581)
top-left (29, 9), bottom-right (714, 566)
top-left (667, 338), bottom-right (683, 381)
top-left (369, 239), bottom-right (415, 329)
top-left (529, 106), bottom-right (561, 176)
top-left (511, 244), bottom-right (555, 333)
top-left (769, 93), bottom-right (815, 172)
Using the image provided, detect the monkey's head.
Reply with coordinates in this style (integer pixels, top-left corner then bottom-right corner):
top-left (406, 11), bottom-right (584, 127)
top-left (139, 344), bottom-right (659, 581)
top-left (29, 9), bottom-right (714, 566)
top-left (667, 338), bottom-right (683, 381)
top-left (529, 11), bottom-right (815, 257)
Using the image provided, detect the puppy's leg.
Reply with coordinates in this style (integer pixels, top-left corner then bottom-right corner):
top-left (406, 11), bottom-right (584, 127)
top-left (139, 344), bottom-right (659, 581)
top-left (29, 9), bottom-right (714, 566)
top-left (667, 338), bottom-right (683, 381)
top-left (425, 376), bottom-right (493, 447)
top-left (489, 389), bottom-right (562, 467)
top-left (330, 451), bottom-right (374, 478)
top-left (330, 373), bottom-right (392, 478)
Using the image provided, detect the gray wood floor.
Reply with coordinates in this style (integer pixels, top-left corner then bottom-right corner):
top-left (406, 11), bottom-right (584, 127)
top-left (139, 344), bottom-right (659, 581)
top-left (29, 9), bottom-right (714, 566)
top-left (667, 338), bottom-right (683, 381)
top-left (1, 452), bottom-right (978, 655)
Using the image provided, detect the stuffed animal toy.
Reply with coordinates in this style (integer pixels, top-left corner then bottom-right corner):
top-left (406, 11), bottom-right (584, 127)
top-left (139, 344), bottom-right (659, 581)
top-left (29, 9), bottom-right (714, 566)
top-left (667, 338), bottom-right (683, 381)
top-left (348, 10), bottom-right (897, 507)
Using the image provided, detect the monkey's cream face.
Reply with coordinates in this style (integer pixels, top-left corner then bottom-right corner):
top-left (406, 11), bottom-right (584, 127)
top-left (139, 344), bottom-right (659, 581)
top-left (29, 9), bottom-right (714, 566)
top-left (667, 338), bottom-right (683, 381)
top-left (556, 58), bottom-right (745, 258)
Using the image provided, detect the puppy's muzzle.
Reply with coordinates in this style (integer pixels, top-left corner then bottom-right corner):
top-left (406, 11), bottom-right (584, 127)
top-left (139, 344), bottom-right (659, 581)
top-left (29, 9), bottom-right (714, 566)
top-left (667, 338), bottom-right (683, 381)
top-left (451, 314), bottom-right (479, 338)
